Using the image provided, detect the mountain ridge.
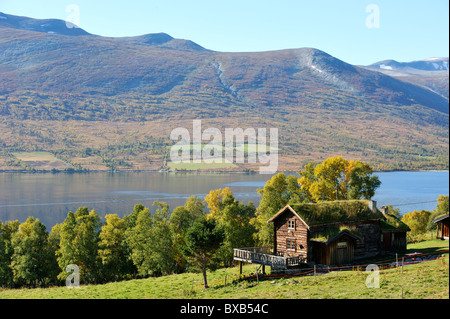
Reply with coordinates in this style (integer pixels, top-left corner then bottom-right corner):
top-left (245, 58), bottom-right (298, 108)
top-left (0, 12), bottom-right (448, 172)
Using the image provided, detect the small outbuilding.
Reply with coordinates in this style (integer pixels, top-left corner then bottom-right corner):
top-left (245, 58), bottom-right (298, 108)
top-left (433, 214), bottom-right (449, 240)
top-left (310, 228), bottom-right (362, 265)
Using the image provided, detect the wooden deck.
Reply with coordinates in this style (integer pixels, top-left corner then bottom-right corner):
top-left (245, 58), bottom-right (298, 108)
top-left (233, 247), bottom-right (306, 269)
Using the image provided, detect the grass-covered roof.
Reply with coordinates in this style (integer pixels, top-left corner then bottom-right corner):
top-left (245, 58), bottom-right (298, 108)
top-left (380, 213), bottom-right (411, 232)
top-left (290, 200), bottom-right (383, 226)
top-left (310, 226), bottom-right (363, 244)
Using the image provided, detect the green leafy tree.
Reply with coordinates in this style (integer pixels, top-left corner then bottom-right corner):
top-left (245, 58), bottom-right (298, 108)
top-left (252, 173), bottom-right (307, 246)
top-left (98, 214), bottom-right (128, 282)
top-left (122, 203), bottom-right (147, 277)
top-left (428, 195), bottom-right (449, 231)
top-left (181, 216), bottom-right (224, 288)
top-left (148, 201), bottom-right (176, 276)
top-left (171, 196), bottom-right (205, 234)
top-left (206, 192), bottom-right (256, 267)
top-left (0, 220), bottom-right (19, 287)
top-left (57, 207), bottom-right (101, 284)
top-left (10, 217), bottom-right (54, 287)
top-left (124, 205), bottom-right (154, 277)
top-left (170, 196), bottom-right (206, 272)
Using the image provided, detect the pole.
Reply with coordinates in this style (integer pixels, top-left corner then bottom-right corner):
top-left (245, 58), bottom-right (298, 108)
top-left (314, 265), bottom-right (316, 280)
top-left (401, 257), bottom-right (404, 273)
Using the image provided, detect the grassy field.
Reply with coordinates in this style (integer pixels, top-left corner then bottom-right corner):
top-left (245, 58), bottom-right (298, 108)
top-left (0, 240), bottom-right (447, 299)
top-left (167, 160), bottom-right (237, 171)
top-left (11, 151), bottom-right (71, 171)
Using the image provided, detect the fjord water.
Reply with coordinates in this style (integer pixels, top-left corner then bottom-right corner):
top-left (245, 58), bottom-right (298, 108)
top-left (0, 171), bottom-right (448, 228)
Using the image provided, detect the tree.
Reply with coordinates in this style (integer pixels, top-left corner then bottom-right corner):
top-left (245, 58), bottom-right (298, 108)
top-left (299, 157), bottom-right (381, 202)
top-left (181, 216), bottom-right (224, 288)
top-left (0, 220), bottom-right (19, 287)
top-left (171, 196), bottom-right (205, 233)
top-left (401, 210), bottom-right (432, 237)
top-left (148, 201), bottom-right (176, 276)
top-left (57, 207), bottom-right (101, 284)
top-left (206, 192), bottom-right (256, 267)
top-left (122, 203), bottom-right (147, 277)
top-left (10, 217), bottom-right (54, 287)
top-left (170, 196), bottom-right (206, 272)
top-left (124, 205), bottom-right (154, 277)
top-left (252, 173), bottom-right (307, 246)
top-left (204, 187), bottom-right (233, 216)
top-left (428, 195), bottom-right (449, 231)
top-left (98, 214), bottom-right (128, 282)
top-left (346, 160), bottom-right (382, 200)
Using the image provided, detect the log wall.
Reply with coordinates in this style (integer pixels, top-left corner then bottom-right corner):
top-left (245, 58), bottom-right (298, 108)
top-left (273, 210), bottom-right (309, 258)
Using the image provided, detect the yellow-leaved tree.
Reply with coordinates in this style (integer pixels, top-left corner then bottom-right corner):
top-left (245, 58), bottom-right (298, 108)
top-left (299, 156), bottom-right (381, 202)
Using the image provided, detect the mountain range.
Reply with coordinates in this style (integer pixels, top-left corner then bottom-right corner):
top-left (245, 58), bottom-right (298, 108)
top-left (0, 12), bottom-right (448, 172)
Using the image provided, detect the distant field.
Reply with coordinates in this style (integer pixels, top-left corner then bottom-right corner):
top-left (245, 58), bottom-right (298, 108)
top-left (168, 159), bottom-right (237, 171)
top-left (11, 151), bottom-right (71, 170)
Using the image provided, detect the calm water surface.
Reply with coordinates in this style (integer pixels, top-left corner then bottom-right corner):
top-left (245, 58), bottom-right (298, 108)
top-left (0, 171), bottom-right (448, 228)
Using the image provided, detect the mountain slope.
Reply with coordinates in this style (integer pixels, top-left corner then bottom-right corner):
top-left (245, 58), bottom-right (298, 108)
top-left (0, 12), bottom-right (448, 172)
top-left (362, 58), bottom-right (449, 100)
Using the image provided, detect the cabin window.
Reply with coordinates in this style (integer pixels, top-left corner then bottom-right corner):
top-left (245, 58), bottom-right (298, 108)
top-left (288, 219), bottom-right (296, 230)
top-left (286, 238), bottom-right (296, 251)
top-left (337, 242), bottom-right (347, 249)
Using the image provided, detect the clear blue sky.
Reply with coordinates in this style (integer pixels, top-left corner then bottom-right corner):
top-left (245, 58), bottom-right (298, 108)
top-left (1, 0), bottom-right (448, 65)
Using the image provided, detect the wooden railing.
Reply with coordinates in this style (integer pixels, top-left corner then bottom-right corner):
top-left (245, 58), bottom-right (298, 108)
top-left (234, 247), bottom-right (306, 269)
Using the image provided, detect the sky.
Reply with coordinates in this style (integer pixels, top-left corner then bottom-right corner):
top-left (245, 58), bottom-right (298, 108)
top-left (0, 0), bottom-right (448, 65)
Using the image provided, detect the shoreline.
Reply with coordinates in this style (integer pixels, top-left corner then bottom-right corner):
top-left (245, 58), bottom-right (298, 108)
top-left (0, 169), bottom-right (449, 174)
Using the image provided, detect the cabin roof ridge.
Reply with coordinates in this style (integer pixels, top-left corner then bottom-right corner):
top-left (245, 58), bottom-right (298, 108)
top-left (267, 204), bottom-right (310, 229)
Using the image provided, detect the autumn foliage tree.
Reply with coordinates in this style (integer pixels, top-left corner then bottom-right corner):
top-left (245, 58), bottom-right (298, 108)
top-left (299, 156), bottom-right (381, 202)
top-left (401, 210), bottom-right (432, 238)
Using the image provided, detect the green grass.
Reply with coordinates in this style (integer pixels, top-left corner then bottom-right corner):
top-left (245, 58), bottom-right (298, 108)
top-left (167, 160), bottom-right (237, 171)
top-left (0, 240), bottom-right (448, 299)
top-left (11, 151), bottom-right (57, 161)
top-left (11, 151), bottom-right (70, 170)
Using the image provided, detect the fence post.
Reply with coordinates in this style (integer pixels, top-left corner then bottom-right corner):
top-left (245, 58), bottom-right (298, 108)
top-left (401, 257), bottom-right (404, 273)
top-left (314, 265), bottom-right (316, 280)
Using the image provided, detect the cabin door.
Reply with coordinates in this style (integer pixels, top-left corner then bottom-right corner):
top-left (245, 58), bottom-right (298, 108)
top-left (384, 233), bottom-right (391, 251)
top-left (337, 247), bottom-right (345, 265)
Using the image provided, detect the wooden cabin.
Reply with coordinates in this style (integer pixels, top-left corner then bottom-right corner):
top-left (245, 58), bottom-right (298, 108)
top-left (267, 205), bottom-right (309, 259)
top-left (433, 214), bottom-right (449, 240)
top-left (234, 200), bottom-right (410, 271)
top-left (266, 200), bottom-right (410, 266)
